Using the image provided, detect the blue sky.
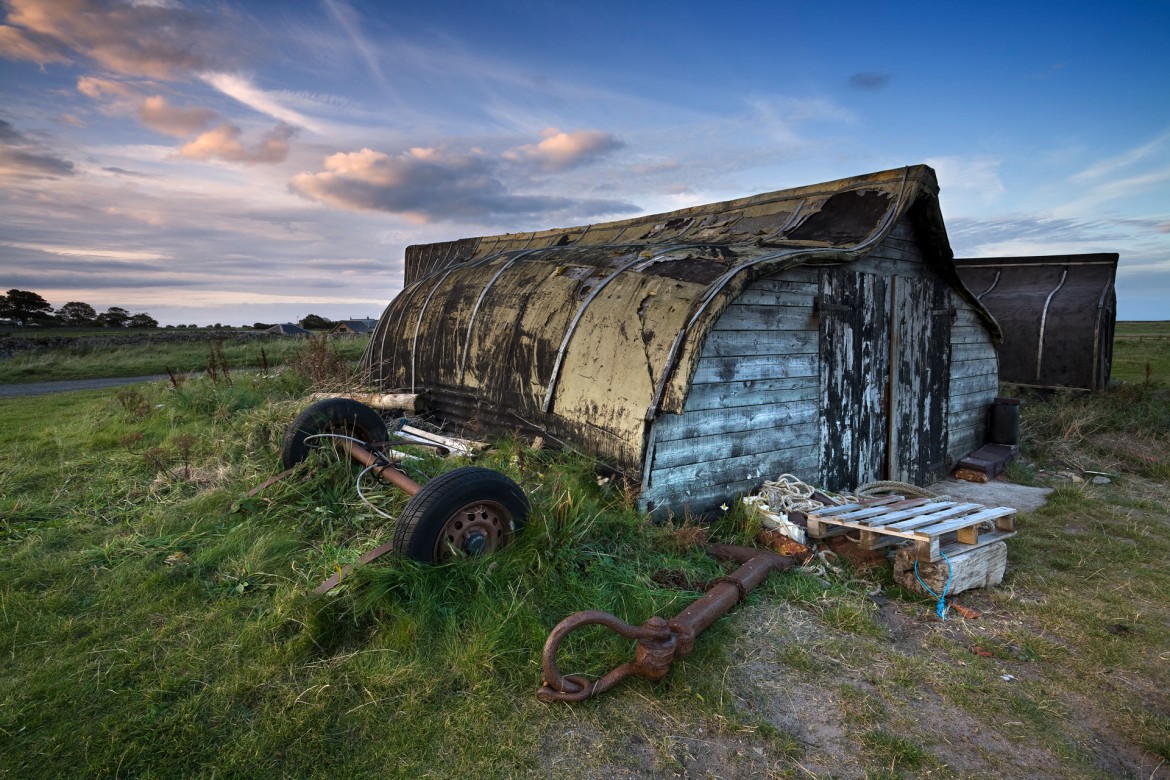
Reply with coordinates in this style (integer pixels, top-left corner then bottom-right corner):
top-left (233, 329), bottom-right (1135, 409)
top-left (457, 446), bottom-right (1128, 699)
top-left (1, 0), bottom-right (1168, 324)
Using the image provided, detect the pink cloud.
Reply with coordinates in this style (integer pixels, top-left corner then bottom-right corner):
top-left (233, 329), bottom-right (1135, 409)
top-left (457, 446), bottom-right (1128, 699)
top-left (138, 96), bottom-right (218, 138)
top-left (502, 127), bottom-right (623, 172)
top-left (180, 123), bottom-right (297, 165)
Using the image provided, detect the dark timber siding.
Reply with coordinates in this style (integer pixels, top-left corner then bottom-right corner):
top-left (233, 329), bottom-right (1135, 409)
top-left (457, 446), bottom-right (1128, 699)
top-left (639, 218), bottom-right (997, 516)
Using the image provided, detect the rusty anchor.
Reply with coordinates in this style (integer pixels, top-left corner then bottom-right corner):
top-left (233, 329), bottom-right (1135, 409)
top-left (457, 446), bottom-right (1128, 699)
top-left (537, 544), bottom-right (794, 702)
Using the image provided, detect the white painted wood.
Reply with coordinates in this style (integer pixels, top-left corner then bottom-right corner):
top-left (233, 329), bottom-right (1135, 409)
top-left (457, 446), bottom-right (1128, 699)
top-left (692, 353), bottom-right (819, 383)
top-left (682, 376), bottom-right (819, 411)
top-left (646, 446), bottom-right (820, 491)
top-left (653, 402), bottom-right (819, 441)
top-left (711, 305), bottom-right (816, 331)
top-left (649, 421), bottom-right (819, 470)
top-left (702, 329), bottom-right (818, 357)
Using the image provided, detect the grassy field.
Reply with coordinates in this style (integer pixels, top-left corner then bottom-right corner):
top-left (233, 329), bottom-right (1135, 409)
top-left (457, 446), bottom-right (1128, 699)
top-left (1113, 321), bottom-right (1170, 384)
top-left (1, 334), bottom-right (1168, 778)
top-left (0, 333), bottom-right (369, 384)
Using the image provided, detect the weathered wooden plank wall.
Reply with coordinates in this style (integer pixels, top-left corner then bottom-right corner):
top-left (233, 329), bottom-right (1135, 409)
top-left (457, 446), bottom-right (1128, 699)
top-left (639, 265), bottom-right (821, 515)
top-left (946, 304), bottom-right (998, 464)
top-left (639, 217), bottom-right (998, 517)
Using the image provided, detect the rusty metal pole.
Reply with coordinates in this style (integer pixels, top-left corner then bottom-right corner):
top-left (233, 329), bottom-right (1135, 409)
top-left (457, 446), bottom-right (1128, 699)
top-left (340, 440), bottom-right (422, 496)
top-left (537, 544), bottom-right (794, 702)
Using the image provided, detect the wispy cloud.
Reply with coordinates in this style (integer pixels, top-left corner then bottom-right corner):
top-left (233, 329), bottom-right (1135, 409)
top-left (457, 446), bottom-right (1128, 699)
top-left (320, 0), bottom-right (387, 89)
top-left (0, 119), bottom-right (75, 179)
top-left (1071, 129), bottom-right (1170, 181)
top-left (1053, 166), bottom-right (1170, 217)
top-left (926, 155), bottom-right (1005, 214)
top-left (0, 241), bottom-right (169, 261)
top-left (200, 72), bottom-right (327, 134)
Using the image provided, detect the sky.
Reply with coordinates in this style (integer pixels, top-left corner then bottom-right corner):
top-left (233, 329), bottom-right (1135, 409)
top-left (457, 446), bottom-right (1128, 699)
top-left (1, 0), bottom-right (1168, 326)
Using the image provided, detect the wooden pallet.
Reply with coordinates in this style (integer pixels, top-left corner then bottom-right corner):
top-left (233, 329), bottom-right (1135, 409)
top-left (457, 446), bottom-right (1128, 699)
top-left (805, 496), bottom-right (1016, 563)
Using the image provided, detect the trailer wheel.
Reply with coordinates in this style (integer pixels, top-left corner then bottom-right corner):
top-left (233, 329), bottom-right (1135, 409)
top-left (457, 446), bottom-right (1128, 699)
top-left (394, 467), bottom-right (528, 563)
top-left (281, 398), bottom-right (389, 469)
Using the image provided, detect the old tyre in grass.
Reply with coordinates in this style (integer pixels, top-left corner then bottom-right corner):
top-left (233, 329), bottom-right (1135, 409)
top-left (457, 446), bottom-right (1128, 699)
top-left (394, 466), bottom-right (528, 563)
top-left (281, 398), bottom-right (388, 469)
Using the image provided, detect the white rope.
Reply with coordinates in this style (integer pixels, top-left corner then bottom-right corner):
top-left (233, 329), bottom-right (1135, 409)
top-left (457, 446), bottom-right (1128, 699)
top-left (758, 473), bottom-right (825, 513)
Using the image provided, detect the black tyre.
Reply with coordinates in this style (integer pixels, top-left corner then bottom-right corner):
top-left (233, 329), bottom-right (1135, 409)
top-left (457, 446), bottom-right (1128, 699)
top-left (394, 466), bottom-right (528, 563)
top-left (281, 398), bottom-right (389, 469)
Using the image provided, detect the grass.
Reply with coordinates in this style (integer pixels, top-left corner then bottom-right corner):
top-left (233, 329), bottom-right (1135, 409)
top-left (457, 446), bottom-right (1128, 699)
top-left (1, 330), bottom-right (1169, 778)
top-left (1113, 321), bottom-right (1170, 384)
top-left (0, 332), bottom-right (369, 384)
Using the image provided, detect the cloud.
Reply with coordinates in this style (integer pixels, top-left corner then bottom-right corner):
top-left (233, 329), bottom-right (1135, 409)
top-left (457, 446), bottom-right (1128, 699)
top-left (290, 146), bottom-right (638, 223)
top-left (502, 127), bottom-right (623, 172)
top-left (76, 75), bottom-right (137, 101)
top-left (138, 96), bottom-right (218, 138)
top-left (320, 0), bottom-right (386, 88)
top-left (0, 20), bottom-right (69, 64)
top-left (0, 119), bottom-right (75, 179)
top-left (102, 166), bottom-right (150, 178)
top-left (180, 122), bottom-right (298, 164)
top-left (847, 72), bottom-right (890, 90)
top-left (199, 72), bottom-right (325, 133)
top-left (926, 155), bottom-right (1006, 213)
top-left (1053, 166), bottom-right (1170, 217)
top-left (1071, 129), bottom-right (1170, 182)
top-left (0, 0), bottom-right (247, 79)
top-left (1, 240), bottom-right (168, 261)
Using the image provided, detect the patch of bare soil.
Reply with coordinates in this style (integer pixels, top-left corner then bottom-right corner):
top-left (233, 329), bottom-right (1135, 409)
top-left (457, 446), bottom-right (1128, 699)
top-left (533, 595), bottom-right (1166, 779)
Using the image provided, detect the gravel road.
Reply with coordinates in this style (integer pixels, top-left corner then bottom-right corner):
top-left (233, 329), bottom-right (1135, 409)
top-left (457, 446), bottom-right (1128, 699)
top-left (0, 374), bottom-right (172, 397)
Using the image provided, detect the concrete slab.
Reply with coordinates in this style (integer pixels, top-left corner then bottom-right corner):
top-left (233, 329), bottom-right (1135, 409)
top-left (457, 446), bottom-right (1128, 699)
top-left (926, 478), bottom-right (1052, 515)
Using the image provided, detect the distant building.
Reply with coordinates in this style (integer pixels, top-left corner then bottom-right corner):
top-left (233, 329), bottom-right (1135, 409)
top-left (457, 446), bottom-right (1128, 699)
top-left (331, 318), bottom-right (378, 335)
top-left (264, 323), bottom-right (312, 336)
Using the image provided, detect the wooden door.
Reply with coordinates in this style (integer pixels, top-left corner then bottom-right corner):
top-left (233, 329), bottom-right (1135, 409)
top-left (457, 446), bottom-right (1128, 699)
top-left (818, 270), bottom-right (951, 491)
top-left (818, 269), bottom-right (891, 491)
top-left (889, 277), bottom-right (952, 484)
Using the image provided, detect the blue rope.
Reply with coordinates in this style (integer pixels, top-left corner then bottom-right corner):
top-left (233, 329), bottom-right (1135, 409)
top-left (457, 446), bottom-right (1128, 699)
top-left (914, 551), bottom-right (953, 620)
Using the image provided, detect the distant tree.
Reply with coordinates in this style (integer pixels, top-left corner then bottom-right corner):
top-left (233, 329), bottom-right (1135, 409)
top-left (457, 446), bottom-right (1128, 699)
top-left (57, 301), bottom-right (97, 326)
top-left (126, 312), bottom-right (159, 328)
top-left (299, 313), bottom-right (334, 330)
top-left (0, 289), bottom-right (53, 326)
top-left (253, 322), bottom-right (274, 331)
top-left (97, 306), bottom-right (131, 327)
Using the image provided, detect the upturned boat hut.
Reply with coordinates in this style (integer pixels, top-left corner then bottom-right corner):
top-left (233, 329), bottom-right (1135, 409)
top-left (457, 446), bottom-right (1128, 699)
top-left (363, 165), bottom-right (1002, 516)
top-left (955, 253), bottom-right (1118, 392)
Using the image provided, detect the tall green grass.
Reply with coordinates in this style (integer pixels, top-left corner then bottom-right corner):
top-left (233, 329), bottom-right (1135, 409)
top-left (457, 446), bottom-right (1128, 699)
top-left (3, 331), bottom-right (1169, 778)
top-left (0, 367), bottom-right (769, 777)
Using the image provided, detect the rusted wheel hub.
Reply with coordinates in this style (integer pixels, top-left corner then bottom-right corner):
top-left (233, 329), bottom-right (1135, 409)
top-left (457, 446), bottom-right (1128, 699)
top-left (436, 500), bottom-right (512, 561)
